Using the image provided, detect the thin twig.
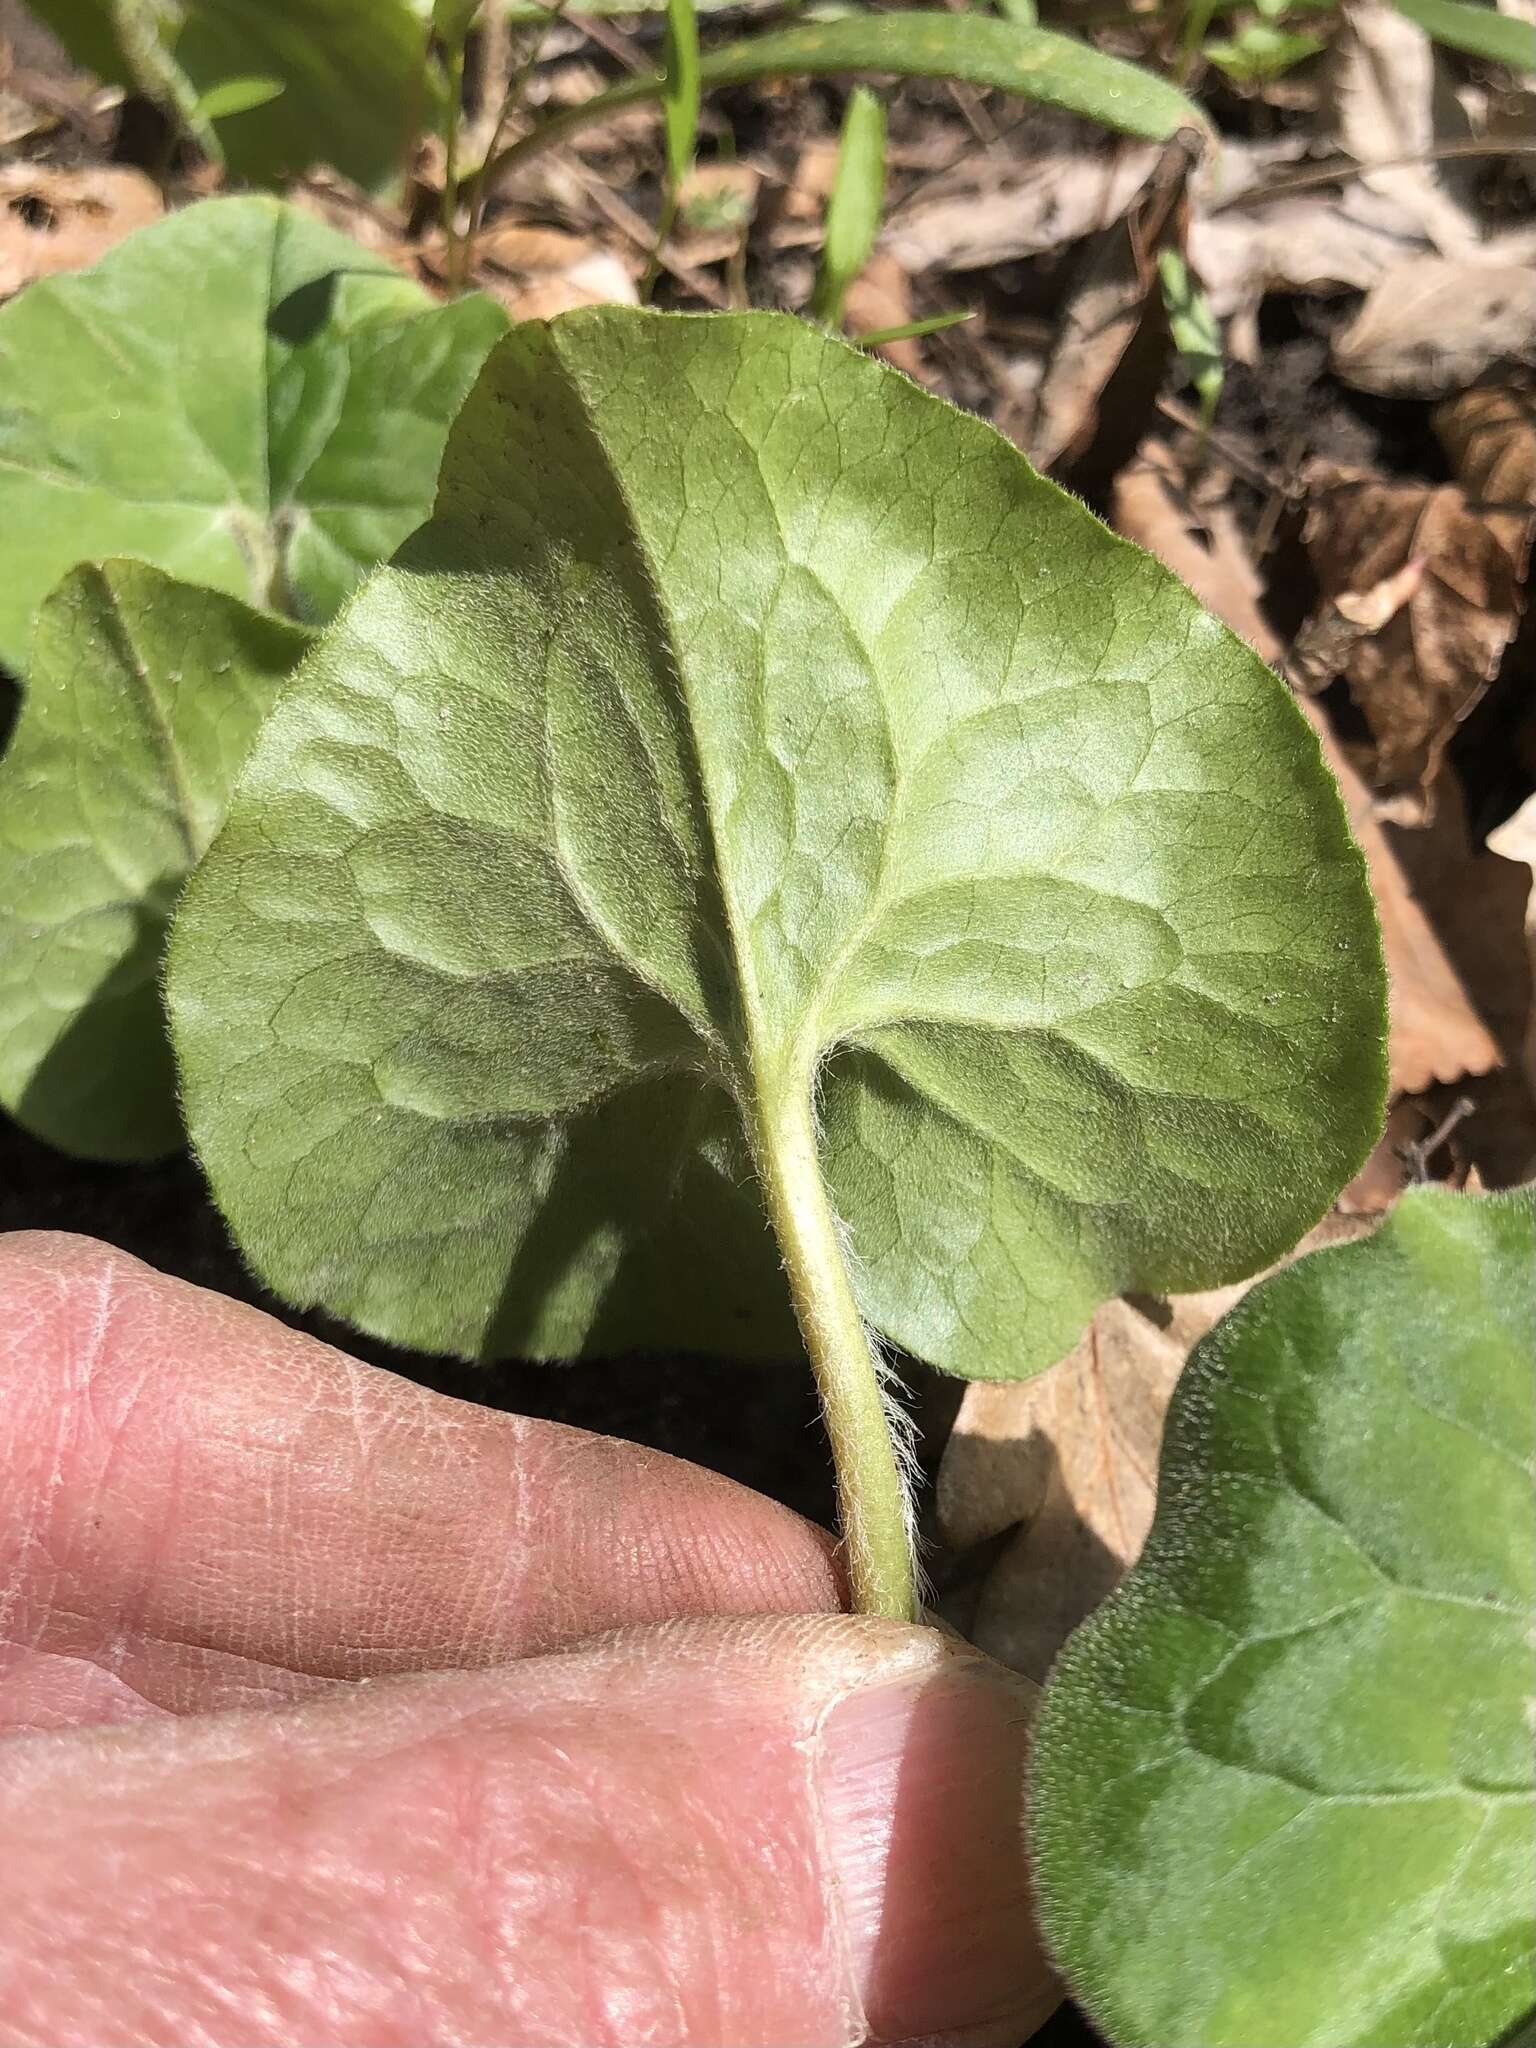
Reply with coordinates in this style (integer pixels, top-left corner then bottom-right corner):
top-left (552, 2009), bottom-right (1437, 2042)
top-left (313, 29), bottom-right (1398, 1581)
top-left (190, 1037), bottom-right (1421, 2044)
top-left (452, 0), bottom-right (573, 290)
top-left (943, 78), bottom-right (998, 148)
top-left (561, 156), bottom-right (727, 306)
top-left (881, 108), bottom-right (1038, 224)
top-left (1154, 395), bottom-right (1293, 498)
top-left (1213, 138), bottom-right (1536, 213)
top-left (566, 11), bottom-right (651, 74)
top-left (1401, 1096), bottom-right (1476, 1182)
top-left (296, 173), bottom-right (409, 240)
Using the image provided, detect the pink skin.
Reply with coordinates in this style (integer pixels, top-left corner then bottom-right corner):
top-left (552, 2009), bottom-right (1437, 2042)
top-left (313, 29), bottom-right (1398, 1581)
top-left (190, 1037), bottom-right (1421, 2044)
top-left (0, 1233), bottom-right (1058, 2048)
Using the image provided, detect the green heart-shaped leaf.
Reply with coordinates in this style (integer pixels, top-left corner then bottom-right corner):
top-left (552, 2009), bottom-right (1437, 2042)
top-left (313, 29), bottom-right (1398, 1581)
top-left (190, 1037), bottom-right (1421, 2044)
top-left (26, 0), bottom-right (436, 188)
top-left (1031, 1184), bottom-right (1536, 2048)
top-left (167, 308), bottom-right (1385, 1370)
top-left (0, 561), bottom-right (313, 1161)
top-left (0, 196), bottom-right (507, 674)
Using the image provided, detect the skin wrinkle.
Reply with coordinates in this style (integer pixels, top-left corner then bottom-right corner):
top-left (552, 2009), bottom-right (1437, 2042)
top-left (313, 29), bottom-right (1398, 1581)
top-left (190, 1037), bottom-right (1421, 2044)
top-left (1, 1623), bottom-right (851, 2045)
top-left (0, 1235), bottom-right (840, 1719)
top-left (0, 1296), bottom-right (1058, 2048)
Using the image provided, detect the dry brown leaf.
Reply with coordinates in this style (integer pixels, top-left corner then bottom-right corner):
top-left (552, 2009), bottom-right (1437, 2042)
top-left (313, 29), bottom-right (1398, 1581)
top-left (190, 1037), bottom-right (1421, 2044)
top-left (1298, 465), bottom-right (1527, 808)
top-left (476, 221), bottom-right (600, 272)
top-left (1319, 695), bottom-right (1502, 1090)
top-left (1333, 260), bottom-right (1536, 396)
top-left (1290, 553), bottom-right (1427, 693)
top-left (1188, 191), bottom-right (1426, 330)
top-left (1436, 383), bottom-right (1536, 540)
top-left (0, 163), bottom-right (160, 298)
top-left (884, 127), bottom-right (1157, 276)
top-left (1027, 136), bottom-right (1196, 475)
top-left (1195, 0), bottom-right (1536, 354)
top-left (422, 219), bottom-right (638, 317)
top-left (1330, 0), bottom-right (1480, 258)
top-left (774, 137), bottom-right (840, 234)
top-left (1386, 779), bottom-right (1536, 1182)
top-left (1114, 444), bottom-right (1501, 1094)
top-left (937, 1299), bottom-right (1183, 1681)
top-left (499, 257), bottom-right (637, 320)
top-left (1114, 450), bottom-right (1281, 658)
top-left (1487, 792), bottom-right (1536, 1127)
top-left (936, 1219), bottom-right (1371, 1682)
top-left (674, 162), bottom-right (759, 267)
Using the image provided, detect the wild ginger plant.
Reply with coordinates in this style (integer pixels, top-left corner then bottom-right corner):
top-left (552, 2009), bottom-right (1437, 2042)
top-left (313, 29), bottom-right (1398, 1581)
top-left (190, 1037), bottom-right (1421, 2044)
top-left (1, 206), bottom-right (1527, 2045)
top-left (164, 306), bottom-right (1387, 1620)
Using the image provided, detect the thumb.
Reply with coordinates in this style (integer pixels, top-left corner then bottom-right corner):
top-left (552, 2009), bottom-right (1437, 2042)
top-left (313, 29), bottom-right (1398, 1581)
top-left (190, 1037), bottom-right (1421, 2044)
top-left (0, 1615), bottom-right (1059, 2048)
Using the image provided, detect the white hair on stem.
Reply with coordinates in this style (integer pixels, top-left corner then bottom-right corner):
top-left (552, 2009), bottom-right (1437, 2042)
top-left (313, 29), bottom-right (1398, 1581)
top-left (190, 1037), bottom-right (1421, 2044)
top-left (808, 1057), bottom-right (929, 1609)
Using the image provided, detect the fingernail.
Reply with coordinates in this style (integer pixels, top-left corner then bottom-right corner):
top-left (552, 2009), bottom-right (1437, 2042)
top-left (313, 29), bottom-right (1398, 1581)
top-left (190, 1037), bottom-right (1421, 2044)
top-left (817, 1646), bottom-right (1058, 2046)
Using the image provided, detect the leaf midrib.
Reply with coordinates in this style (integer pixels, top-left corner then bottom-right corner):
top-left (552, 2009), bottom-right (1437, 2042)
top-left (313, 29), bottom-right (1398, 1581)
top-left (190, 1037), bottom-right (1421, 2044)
top-left (541, 324), bottom-right (938, 1123)
top-left (542, 328), bottom-right (785, 1116)
top-left (83, 565), bottom-right (202, 865)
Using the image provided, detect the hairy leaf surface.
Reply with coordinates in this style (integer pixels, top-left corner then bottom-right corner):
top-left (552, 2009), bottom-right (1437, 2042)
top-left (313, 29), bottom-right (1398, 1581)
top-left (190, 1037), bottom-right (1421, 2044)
top-left (168, 309), bottom-right (1385, 1367)
top-left (1032, 1185), bottom-right (1536, 2048)
top-left (0, 562), bottom-right (312, 1161)
top-left (0, 196), bottom-right (506, 671)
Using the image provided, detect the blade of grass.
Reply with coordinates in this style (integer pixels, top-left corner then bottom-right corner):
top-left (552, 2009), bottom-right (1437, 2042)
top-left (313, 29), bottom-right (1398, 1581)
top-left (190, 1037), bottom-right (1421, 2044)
top-left (856, 307), bottom-right (976, 346)
top-left (482, 13), bottom-right (1202, 193)
top-left (641, 0), bottom-right (701, 300)
top-left (1387, 0), bottom-right (1536, 67)
top-left (812, 85), bottom-right (886, 328)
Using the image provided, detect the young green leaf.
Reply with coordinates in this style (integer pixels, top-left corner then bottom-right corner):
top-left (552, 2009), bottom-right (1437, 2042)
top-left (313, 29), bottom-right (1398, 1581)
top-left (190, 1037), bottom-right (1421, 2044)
top-left (0, 562), bottom-right (313, 1162)
top-left (1202, 19), bottom-right (1326, 78)
top-left (190, 73), bottom-right (286, 123)
top-left (1157, 248), bottom-right (1223, 426)
top-left (26, 0), bottom-right (434, 188)
top-left (1387, 0), bottom-right (1536, 67)
top-left (0, 196), bottom-right (506, 674)
top-left (1032, 1183), bottom-right (1536, 2048)
top-left (485, 12), bottom-right (1204, 186)
top-left (812, 86), bottom-right (887, 329)
top-left (106, 0), bottom-right (224, 163)
top-left (168, 307), bottom-right (1385, 1389)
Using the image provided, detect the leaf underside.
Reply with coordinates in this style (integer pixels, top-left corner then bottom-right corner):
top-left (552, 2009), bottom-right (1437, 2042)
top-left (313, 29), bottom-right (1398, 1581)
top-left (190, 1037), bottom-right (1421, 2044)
top-left (0, 196), bottom-right (506, 673)
top-left (168, 308), bottom-right (1385, 1374)
top-left (0, 561), bottom-right (313, 1162)
top-left (1032, 1185), bottom-right (1536, 2048)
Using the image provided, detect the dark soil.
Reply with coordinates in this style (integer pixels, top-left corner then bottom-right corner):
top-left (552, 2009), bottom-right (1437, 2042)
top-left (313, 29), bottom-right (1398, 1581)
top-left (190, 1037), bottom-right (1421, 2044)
top-left (0, 1112), bottom-right (849, 1524)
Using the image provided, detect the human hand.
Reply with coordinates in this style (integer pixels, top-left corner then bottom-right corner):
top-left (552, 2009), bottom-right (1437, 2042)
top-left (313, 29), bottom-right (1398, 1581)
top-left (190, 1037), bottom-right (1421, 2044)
top-left (0, 1232), bottom-right (1057, 2048)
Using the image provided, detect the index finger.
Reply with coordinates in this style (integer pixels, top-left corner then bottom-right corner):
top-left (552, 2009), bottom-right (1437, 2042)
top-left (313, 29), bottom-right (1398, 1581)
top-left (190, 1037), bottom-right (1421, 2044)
top-left (0, 1233), bottom-right (840, 1721)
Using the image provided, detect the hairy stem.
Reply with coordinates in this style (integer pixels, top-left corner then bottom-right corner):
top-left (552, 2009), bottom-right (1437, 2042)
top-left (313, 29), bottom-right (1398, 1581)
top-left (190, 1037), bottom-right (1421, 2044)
top-left (754, 1083), bottom-right (915, 1622)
